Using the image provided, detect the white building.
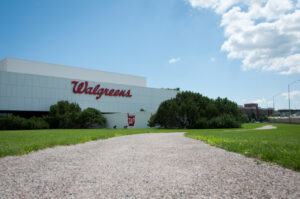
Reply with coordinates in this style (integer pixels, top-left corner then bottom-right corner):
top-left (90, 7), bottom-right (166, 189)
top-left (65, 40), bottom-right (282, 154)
top-left (0, 58), bottom-right (178, 128)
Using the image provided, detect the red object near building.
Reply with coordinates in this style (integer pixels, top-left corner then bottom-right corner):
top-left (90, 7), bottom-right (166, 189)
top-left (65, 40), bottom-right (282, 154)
top-left (127, 114), bottom-right (135, 126)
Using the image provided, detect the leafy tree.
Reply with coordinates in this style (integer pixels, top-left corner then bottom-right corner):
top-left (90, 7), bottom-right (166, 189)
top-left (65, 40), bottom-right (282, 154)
top-left (149, 91), bottom-right (243, 129)
top-left (148, 113), bottom-right (157, 127)
top-left (79, 108), bottom-right (106, 128)
top-left (208, 114), bottom-right (240, 128)
top-left (154, 100), bottom-right (179, 128)
top-left (0, 101), bottom-right (107, 130)
top-left (48, 101), bottom-right (81, 128)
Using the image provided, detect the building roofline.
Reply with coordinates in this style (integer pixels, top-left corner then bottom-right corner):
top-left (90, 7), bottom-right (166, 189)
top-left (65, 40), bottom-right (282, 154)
top-left (1, 57), bottom-right (147, 80)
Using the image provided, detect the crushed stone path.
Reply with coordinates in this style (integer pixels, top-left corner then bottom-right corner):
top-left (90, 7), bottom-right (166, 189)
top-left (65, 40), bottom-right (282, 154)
top-left (0, 133), bottom-right (299, 199)
top-left (255, 125), bottom-right (277, 130)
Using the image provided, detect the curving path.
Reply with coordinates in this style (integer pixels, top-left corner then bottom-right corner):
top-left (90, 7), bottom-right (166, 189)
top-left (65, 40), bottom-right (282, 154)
top-left (255, 125), bottom-right (277, 130)
top-left (0, 133), bottom-right (299, 198)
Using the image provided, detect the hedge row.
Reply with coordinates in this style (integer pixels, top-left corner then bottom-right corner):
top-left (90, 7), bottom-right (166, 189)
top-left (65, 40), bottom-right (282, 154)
top-left (0, 101), bottom-right (106, 130)
top-left (0, 116), bottom-right (49, 130)
top-left (47, 101), bottom-right (106, 129)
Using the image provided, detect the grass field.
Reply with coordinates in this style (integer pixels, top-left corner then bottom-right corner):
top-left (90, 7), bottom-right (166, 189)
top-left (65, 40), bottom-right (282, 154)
top-left (0, 123), bottom-right (299, 171)
top-left (0, 128), bottom-right (174, 158)
top-left (186, 123), bottom-right (300, 171)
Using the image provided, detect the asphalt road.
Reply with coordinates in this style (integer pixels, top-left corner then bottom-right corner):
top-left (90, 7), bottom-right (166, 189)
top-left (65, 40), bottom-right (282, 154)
top-left (0, 133), bottom-right (299, 198)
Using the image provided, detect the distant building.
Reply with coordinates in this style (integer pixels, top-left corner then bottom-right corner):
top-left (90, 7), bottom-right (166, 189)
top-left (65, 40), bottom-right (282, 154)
top-left (277, 109), bottom-right (300, 117)
top-left (243, 103), bottom-right (259, 119)
top-left (240, 103), bottom-right (274, 121)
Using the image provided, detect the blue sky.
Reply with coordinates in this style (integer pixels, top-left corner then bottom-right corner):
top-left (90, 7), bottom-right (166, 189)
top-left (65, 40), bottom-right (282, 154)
top-left (0, 0), bottom-right (299, 109)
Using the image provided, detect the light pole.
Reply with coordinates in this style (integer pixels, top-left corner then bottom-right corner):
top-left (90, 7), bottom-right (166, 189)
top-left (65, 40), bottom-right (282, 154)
top-left (288, 80), bottom-right (300, 123)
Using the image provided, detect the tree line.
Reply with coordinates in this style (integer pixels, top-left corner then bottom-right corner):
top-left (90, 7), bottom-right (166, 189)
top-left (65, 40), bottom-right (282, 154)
top-left (148, 91), bottom-right (245, 128)
top-left (0, 101), bottom-right (106, 130)
top-left (0, 91), bottom-right (246, 130)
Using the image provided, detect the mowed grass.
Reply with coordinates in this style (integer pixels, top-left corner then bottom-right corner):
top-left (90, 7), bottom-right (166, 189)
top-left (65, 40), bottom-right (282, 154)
top-left (0, 128), bottom-right (174, 158)
top-left (0, 123), bottom-right (299, 171)
top-left (185, 123), bottom-right (300, 171)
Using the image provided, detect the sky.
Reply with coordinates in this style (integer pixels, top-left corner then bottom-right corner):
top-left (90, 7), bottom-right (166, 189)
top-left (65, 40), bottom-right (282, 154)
top-left (0, 0), bottom-right (299, 109)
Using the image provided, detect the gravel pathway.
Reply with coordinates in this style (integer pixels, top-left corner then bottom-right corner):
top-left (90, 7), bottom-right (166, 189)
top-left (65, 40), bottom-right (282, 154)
top-left (256, 125), bottom-right (277, 130)
top-left (0, 133), bottom-right (299, 199)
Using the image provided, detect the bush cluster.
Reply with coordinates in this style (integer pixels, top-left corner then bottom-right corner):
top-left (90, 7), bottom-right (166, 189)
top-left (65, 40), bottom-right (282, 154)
top-left (78, 108), bottom-right (106, 128)
top-left (0, 101), bottom-right (106, 130)
top-left (47, 101), bottom-right (106, 129)
top-left (0, 116), bottom-right (49, 130)
top-left (148, 91), bottom-right (244, 129)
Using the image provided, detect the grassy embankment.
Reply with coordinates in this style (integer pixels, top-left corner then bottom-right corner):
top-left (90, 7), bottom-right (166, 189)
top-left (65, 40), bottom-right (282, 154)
top-left (0, 128), bottom-right (174, 157)
top-left (0, 123), bottom-right (299, 171)
top-left (186, 123), bottom-right (300, 171)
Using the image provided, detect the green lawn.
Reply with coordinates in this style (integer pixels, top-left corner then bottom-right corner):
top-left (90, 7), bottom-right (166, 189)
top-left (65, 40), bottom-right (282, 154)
top-left (185, 123), bottom-right (300, 171)
top-left (0, 128), bottom-right (173, 158)
top-left (0, 123), bottom-right (299, 171)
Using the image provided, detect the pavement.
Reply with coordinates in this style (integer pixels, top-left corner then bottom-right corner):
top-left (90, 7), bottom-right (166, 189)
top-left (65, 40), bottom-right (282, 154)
top-left (0, 133), bottom-right (299, 198)
top-left (255, 125), bottom-right (277, 130)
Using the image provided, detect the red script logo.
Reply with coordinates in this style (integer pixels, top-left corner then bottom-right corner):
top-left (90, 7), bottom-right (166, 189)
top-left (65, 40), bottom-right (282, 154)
top-left (71, 81), bottom-right (132, 100)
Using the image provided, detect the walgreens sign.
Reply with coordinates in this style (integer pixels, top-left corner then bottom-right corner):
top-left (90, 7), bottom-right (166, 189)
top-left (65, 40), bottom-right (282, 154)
top-left (71, 80), bottom-right (132, 100)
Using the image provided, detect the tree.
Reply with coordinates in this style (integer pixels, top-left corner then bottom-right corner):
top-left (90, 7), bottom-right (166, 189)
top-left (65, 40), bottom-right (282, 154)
top-left (150, 91), bottom-right (243, 129)
top-left (153, 100), bottom-right (179, 128)
top-left (148, 113), bottom-right (157, 127)
top-left (79, 108), bottom-right (106, 128)
top-left (48, 101), bottom-right (81, 128)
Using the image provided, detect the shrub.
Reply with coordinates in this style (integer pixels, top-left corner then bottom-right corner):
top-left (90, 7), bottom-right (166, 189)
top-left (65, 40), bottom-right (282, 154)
top-left (148, 114), bottom-right (157, 127)
top-left (0, 115), bottom-right (49, 130)
top-left (195, 117), bottom-right (209, 129)
top-left (150, 91), bottom-right (243, 129)
top-left (47, 101), bottom-right (106, 129)
top-left (208, 114), bottom-right (241, 128)
top-left (78, 108), bottom-right (106, 128)
top-left (0, 115), bottom-right (26, 130)
top-left (154, 100), bottom-right (179, 128)
top-left (0, 101), bottom-right (106, 130)
top-left (48, 101), bottom-right (81, 128)
top-left (27, 117), bottom-right (50, 129)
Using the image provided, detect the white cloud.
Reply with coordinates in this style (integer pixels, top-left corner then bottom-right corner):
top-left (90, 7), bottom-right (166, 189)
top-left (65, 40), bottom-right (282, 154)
top-left (188, 0), bottom-right (242, 14)
top-left (188, 0), bottom-right (300, 74)
top-left (253, 98), bottom-right (267, 105)
top-left (251, 98), bottom-right (272, 107)
top-left (168, 57), bottom-right (181, 64)
top-left (281, 90), bottom-right (300, 99)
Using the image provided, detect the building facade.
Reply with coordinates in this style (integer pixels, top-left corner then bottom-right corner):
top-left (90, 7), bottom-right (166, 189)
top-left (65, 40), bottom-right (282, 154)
top-left (240, 103), bottom-right (274, 121)
top-left (0, 58), bottom-right (178, 128)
